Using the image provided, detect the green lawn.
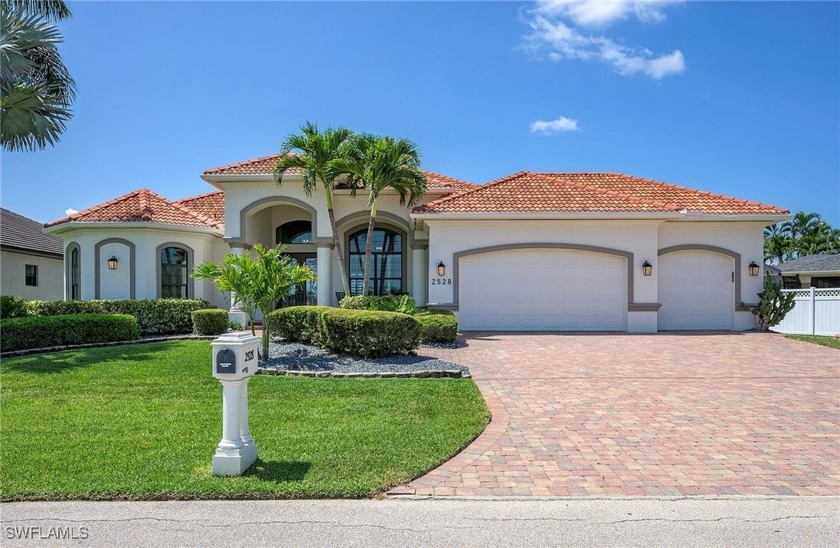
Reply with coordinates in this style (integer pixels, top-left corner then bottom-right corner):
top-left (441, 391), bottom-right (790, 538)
top-left (1, 341), bottom-right (488, 501)
top-left (786, 335), bottom-right (840, 349)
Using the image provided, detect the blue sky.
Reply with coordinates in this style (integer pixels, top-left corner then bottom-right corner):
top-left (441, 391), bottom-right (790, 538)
top-left (2, 1), bottom-right (838, 226)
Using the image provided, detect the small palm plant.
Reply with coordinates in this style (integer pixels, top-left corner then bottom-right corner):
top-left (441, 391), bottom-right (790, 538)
top-left (332, 134), bottom-right (427, 295)
top-left (193, 244), bottom-right (316, 360)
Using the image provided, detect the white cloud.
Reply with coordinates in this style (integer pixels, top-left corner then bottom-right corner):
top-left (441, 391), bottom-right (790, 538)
top-left (530, 116), bottom-right (580, 135)
top-left (523, 0), bottom-right (686, 79)
top-left (65, 208), bottom-right (78, 216)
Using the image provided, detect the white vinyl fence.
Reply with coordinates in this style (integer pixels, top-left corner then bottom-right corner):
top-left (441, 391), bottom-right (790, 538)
top-left (772, 288), bottom-right (840, 336)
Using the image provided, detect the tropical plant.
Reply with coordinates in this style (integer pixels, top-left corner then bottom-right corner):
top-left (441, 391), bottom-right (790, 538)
top-left (193, 244), bottom-right (316, 360)
top-left (748, 277), bottom-right (795, 331)
top-left (764, 211), bottom-right (840, 264)
top-left (273, 122), bottom-right (355, 296)
top-left (332, 134), bottom-right (427, 296)
top-left (1, 0), bottom-right (75, 151)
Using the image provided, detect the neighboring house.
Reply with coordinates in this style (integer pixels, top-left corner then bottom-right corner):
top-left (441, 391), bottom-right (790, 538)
top-left (777, 254), bottom-right (840, 288)
top-left (44, 154), bottom-right (790, 332)
top-left (1, 207), bottom-right (64, 301)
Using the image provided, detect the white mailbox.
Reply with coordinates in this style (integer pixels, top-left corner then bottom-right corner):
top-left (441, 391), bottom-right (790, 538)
top-left (211, 332), bottom-right (260, 476)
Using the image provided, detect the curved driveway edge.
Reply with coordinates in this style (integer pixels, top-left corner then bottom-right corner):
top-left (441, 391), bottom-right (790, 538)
top-left (392, 333), bottom-right (840, 497)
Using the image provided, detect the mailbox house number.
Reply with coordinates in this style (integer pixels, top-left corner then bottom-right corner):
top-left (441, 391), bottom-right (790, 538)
top-left (431, 278), bottom-right (452, 285)
top-left (244, 350), bottom-right (255, 362)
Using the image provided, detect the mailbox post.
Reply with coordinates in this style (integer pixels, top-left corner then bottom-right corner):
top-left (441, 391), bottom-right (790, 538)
top-left (211, 332), bottom-right (260, 476)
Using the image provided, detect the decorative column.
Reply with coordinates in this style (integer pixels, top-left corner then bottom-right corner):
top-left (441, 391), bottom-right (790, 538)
top-left (316, 241), bottom-right (334, 306)
top-left (227, 243), bottom-right (249, 327)
top-left (412, 244), bottom-right (428, 306)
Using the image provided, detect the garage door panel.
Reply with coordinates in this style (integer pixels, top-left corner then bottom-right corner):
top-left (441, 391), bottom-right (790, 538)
top-left (459, 249), bottom-right (626, 331)
top-left (658, 250), bottom-right (734, 330)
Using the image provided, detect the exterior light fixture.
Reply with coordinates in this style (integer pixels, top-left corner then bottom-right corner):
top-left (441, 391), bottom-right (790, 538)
top-left (108, 256), bottom-right (119, 270)
top-left (437, 261), bottom-right (446, 277)
top-left (642, 260), bottom-right (653, 276)
top-left (748, 261), bottom-right (760, 276)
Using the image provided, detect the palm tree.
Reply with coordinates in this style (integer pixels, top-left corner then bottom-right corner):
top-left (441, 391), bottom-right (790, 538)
top-left (1, 0), bottom-right (75, 151)
top-left (763, 223), bottom-right (791, 264)
top-left (274, 122), bottom-right (355, 297)
top-left (332, 134), bottom-right (427, 296)
top-left (193, 244), bottom-right (316, 360)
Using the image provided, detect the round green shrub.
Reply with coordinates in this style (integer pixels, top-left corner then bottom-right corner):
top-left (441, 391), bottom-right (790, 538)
top-left (0, 314), bottom-right (140, 352)
top-left (321, 308), bottom-right (420, 358)
top-left (414, 309), bottom-right (458, 343)
top-left (191, 309), bottom-right (229, 336)
top-left (268, 306), bottom-right (333, 346)
top-left (0, 295), bottom-right (29, 319)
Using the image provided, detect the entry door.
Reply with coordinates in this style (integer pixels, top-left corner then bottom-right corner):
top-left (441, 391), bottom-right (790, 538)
top-left (286, 254), bottom-right (317, 306)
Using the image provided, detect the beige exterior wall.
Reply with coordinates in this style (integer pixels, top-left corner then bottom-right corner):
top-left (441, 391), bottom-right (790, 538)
top-left (0, 248), bottom-right (63, 301)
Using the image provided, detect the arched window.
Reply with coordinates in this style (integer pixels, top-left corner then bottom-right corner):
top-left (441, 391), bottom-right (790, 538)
top-left (348, 227), bottom-right (403, 296)
top-left (70, 246), bottom-right (80, 300)
top-left (161, 246), bottom-right (189, 298)
top-left (276, 221), bottom-right (313, 244)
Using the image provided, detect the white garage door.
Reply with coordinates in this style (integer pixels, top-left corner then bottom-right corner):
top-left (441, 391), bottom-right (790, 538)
top-left (658, 250), bottom-right (734, 330)
top-left (458, 248), bottom-right (627, 331)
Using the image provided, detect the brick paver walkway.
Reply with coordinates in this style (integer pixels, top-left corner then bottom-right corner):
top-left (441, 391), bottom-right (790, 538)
top-left (392, 333), bottom-right (839, 497)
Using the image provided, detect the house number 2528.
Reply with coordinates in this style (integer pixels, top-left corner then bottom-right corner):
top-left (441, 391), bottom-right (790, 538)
top-left (431, 278), bottom-right (452, 285)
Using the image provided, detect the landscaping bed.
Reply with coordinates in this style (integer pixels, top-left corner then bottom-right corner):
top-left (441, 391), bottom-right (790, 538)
top-left (1, 340), bottom-right (488, 500)
top-left (262, 341), bottom-right (470, 377)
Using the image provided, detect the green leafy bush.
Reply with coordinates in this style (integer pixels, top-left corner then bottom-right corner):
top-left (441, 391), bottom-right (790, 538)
top-left (0, 296), bottom-right (29, 319)
top-left (414, 309), bottom-right (458, 343)
top-left (748, 278), bottom-right (796, 331)
top-left (0, 314), bottom-right (140, 352)
top-left (228, 318), bottom-right (244, 331)
top-left (321, 308), bottom-right (420, 358)
top-left (25, 299), bottom-right (209, 335)
top-left (191, 309), bottom-right (229, 336)
top-left (339, 294), bottom-right (417, 314)
top-left (268, 306), bottom-right (333, 346)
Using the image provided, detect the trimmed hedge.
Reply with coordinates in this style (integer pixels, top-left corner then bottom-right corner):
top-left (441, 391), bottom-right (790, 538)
top-left (0, 314), bottom-right (140, 352)
top-left (192, 309), bottom-right (229, 336)
top-left (0, 296), bottom-right (29, 319)
top-left (339, 295), bottom-right (417, 314)
top-left (268, 306), bottom-right (420, 358)
top-left (321, 309), bottom-right (420, 358)
top-left (268, 306), bottom-right (333, 346)
top-left (415, 309), bottom-right (459, 343)
top-left (25, 299), bottom-right (210, 335)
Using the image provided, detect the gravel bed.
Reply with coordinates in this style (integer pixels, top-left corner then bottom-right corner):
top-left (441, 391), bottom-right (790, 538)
top-left (261, 341), bottom-right (470, 377)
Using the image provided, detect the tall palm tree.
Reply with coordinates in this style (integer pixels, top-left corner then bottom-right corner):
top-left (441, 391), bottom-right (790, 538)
top-left (1, 0), bottom-right (75, 151)
top-left (763, 223), bottom-right (791, 264)
top-left (332, 134), bottom-right (427, 296)
top-left (273, 122), bottom-right (355, 297)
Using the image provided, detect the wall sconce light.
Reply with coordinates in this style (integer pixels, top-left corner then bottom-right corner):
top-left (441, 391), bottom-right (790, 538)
top-left (437, 261), bottom-right (446, 277)
top-left (748, 261), bottom-right (760, 276)
top-left (108, 256), bottom-right (119, 270)
top-left (642, 260), bottom-right (653, 276)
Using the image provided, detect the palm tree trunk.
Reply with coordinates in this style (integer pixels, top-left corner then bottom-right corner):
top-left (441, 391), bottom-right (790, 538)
top-left (363, 201), bottom-right (378, 296)
top-left (325, 190), bottom-right (351, 297)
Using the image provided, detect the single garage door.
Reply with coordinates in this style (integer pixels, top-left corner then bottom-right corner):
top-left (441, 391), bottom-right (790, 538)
top-left (658, 250), bottom-right (734, 330)
top-left (458, 248), bottom-right (627, 331)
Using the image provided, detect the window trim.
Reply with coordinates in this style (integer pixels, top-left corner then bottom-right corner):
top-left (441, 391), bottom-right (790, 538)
top-left (156, 242), bottom-right (195, 299)
top-left (65, 242), bottom-right (81, 300)
top-left (346, 225), bottom-right (407, 296)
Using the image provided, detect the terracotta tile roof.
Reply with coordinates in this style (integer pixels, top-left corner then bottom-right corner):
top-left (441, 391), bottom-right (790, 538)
top-left (203, 153), bottom-right (477, 190)
top-left (1, 207), bottom-right (64, 255)
top-left (414, 172), bottom-right (789, 215)
top-left (45, 189), bottom-right (223, 229)
top-left (172, 190), bottom-right (225, 224)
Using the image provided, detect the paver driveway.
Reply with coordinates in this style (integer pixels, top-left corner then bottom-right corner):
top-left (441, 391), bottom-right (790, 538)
top-left (393, 333), bottom-right (839, 497)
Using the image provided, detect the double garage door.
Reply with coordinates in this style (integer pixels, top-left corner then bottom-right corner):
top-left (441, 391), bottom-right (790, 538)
top-left (459, 248), bottom-right (627, 331)
top-left (457, 247), bottom-right (735, 332)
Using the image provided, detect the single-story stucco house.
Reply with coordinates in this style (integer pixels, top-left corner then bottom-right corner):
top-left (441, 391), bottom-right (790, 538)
top-left (1, 207), bottom-right (64, 301)
top-left (777, 253), bottom-right (840, 289)
top-left (43, 154), bottom-right (790, 332)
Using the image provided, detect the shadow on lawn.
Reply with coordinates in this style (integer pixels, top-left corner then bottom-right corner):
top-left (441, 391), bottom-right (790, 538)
top-left (0, 343), bottom-right (176, 375)
top-left (246, 460), bottom-right (311, 483)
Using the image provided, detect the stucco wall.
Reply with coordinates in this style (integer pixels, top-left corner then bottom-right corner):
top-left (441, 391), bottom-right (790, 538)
top-left (0, 249), bottom-right (63, 301)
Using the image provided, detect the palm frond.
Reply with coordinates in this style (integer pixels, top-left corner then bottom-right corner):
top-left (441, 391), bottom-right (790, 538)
top-left (6, 0), bottom-right (72, 20)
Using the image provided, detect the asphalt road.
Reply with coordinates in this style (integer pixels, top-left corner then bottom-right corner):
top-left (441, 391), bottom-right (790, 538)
top-left (2, 497), bottom-right (837, 547)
